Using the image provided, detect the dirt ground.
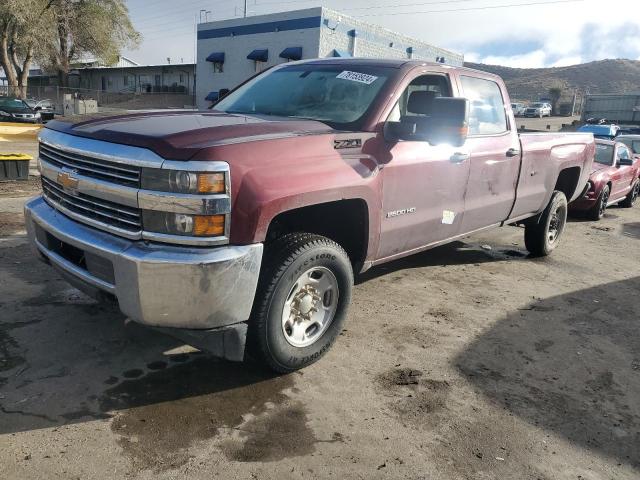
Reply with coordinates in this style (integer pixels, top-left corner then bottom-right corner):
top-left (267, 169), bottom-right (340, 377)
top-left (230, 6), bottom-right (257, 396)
top-left (1, 173), bottom-right (640, 480)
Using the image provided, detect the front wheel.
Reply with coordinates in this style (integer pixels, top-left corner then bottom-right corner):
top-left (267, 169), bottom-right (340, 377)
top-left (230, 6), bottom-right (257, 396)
top-left (248, 233), bottom-right (353, 373)
top-left (525, 191), bottom-right (568, 257)
top-left (588, 185), bottom-right (610, 220)
top-left (620, 180), bottom-right (639, 208)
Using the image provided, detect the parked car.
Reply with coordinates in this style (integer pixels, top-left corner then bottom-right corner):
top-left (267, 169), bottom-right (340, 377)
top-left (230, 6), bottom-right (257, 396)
top-left (511, 102), bottom-right (526, 116)
top-left (616, 125), bottom-right (640, 135)
top-left (569, 139), bottom-right (640, 219)
top-left (25, 59), bottom-right (595, 372)
top-left (24, 98), bottom-right (55, 122)
top-left (577, 123), bottom-right (620, 140)
top-left (0, 96), bottom-right (42, 123)
top-left (616, 134), bottom-right (640, 156)
top-left (524, 102), bottom-right (552, 118)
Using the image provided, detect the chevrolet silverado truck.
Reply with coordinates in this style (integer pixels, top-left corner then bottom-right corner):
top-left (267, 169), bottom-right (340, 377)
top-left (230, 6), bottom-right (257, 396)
top-left (25, 59), bottom-right (595, 372)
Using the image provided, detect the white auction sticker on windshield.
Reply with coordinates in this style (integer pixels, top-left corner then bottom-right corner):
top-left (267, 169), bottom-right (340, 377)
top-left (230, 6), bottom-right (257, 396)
top-left (336, 71), bottom-right (378, 85)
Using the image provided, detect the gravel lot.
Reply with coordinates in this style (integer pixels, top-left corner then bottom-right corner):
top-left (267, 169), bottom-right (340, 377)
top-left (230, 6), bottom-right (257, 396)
top-left (1, 161), bottom-right (639, 480)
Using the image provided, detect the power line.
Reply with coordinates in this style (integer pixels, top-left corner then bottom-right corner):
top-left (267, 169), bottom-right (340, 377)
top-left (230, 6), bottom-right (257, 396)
top-left (357, 0), bottom-right (586, 17)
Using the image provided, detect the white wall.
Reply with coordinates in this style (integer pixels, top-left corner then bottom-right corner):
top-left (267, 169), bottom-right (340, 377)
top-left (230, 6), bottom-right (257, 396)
top-left (196, 8), bottom-right (323, 109)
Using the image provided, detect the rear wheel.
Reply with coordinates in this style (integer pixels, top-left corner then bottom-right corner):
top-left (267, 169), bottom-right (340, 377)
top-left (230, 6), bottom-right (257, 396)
top-left (525, 191), bottom-right (568, 257)
top-left (588, 185), bottom-right (610, 220)
top-left (620, 180), bottom-right (639, 208)
top-left (248, 233), bottom-right (353, 373)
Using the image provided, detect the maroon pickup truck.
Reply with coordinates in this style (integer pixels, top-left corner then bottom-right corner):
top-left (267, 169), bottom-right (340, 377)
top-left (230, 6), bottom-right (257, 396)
top-left (25, 59), bottom-right (595, 372)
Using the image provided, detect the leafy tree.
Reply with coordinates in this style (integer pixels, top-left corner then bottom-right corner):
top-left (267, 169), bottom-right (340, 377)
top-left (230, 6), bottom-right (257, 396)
top-left (0, 0), bottom-right (50, 98)
top-left (549, 86), bottom-right (563, 115)
top-left (0, 0), bottom-right (140, 96)
top-left (43, 0), bottom-right (141, 87)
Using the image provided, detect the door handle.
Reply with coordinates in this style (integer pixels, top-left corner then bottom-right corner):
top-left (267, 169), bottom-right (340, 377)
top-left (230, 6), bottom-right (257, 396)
top-left (450, 152), bottom-right (470, 163)
top-left (506, 148), bottom-right (521, 157)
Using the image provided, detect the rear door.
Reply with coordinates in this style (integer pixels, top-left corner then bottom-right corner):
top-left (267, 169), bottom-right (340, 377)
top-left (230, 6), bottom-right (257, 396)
top-left (457, 75), bottom-right (522, 234)
top-left (376, 71), bottom-right (470, 261)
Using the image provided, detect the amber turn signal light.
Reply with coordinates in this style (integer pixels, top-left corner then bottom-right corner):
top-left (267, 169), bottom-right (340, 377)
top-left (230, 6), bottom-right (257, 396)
top-left (196, 173), bottom-right (225, 194)
top-left (193, 214), bottom-right (225, 236)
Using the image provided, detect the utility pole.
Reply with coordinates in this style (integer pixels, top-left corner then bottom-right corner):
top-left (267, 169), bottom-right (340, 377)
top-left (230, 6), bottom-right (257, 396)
top-left (244, 0), bottom-right (247, 17)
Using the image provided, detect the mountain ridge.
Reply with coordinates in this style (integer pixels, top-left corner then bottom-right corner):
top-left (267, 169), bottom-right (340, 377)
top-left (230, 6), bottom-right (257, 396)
top-left (464, 59), bottom-right (640, 100)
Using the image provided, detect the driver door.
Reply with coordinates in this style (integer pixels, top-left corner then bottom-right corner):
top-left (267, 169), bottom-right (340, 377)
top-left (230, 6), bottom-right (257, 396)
top-left (376, 72), bottom-right (471, 261)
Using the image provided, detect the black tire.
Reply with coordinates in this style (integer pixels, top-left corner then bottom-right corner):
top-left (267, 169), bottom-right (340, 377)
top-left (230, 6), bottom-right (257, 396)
top-left (620, 180), bottom-right (639, 208)
top-left (588, 185), bottom-right (610, 220)
top-left (248, 233), bottom-right (353, 373)
top-left (525, 191), bottom-right (568, 257)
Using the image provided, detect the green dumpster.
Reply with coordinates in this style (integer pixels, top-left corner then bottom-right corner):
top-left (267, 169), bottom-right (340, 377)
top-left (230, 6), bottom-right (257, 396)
top-left (0, 154), bottom-right (32, 181)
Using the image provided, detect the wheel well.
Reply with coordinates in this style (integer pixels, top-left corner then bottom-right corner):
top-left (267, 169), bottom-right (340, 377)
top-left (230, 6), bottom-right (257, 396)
top-left (266, 200), bottom-right (369, 267)
top-left (554, 167), bottom-right (582, 200)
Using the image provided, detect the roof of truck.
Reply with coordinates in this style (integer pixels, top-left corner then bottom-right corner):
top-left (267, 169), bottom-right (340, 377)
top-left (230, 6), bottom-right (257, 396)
top-left (290, 58), bottom-right (500, 80)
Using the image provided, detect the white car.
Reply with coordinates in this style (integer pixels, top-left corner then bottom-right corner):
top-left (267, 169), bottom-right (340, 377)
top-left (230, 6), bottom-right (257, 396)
top-left (511, 102), bottom-right (526, 116)
top-left (524, 102), bottom-right (552, 118)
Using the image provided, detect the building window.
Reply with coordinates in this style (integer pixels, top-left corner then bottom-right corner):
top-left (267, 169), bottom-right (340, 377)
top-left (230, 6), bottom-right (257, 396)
top-left (179, 74), bottom-right (184, 83)
top-left (123, 75), bottom-right (129, 86)
top-left (154, 75), bottom-right (161, 86)
top-left (213, 62), bottom-right (223, 73)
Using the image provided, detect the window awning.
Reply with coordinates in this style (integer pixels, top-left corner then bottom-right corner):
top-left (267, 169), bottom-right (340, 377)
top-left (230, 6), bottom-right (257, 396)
top-left (206, 52), bottom-right (225, 63)
top-left (279, 46), bottom-right (302, 61)
top-left (332, 49), bottom-right (351, 58)
top-left (205, 91), bottom-right (219, 102)
top-left (247, 49), bottom-right (268, 62)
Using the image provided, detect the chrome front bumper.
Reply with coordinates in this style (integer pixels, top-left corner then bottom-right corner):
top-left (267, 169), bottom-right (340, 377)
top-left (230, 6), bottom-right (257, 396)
top-left (25, 196), bottom-right (263, 330)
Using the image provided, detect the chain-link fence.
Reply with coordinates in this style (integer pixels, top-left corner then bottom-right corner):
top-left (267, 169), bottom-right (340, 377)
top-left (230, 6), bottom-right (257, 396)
top-left (1, 85), bottom-right (197, 116)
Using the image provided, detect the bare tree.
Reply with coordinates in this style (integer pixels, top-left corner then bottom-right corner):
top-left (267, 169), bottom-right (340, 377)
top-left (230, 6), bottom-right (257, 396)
top-left (549, 86), bottom-right (564, 116)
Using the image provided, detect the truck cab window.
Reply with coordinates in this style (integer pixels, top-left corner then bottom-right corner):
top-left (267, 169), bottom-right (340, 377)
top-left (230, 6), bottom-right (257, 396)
top-left (460, 75), bottom-right (508, 136)
top-left (386, 74), bottom-right (451, 139)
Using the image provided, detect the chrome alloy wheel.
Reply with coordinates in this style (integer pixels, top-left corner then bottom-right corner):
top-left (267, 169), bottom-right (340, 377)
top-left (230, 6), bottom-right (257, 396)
top-left (281, 267), bottom-right (339, 348)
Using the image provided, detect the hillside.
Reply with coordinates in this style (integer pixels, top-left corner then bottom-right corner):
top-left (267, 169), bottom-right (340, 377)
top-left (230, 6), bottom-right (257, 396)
top-left (465, 59), bottom-right (640, 101)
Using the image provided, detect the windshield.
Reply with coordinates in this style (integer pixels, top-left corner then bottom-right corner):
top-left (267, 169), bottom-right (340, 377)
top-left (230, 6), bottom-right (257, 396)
top-left (594, 143), bottom-right (614, 165)
top-left (214, 64), bottom-right (395, 129)
top-left (0, 97), bottom-right (28, 110)
top-left (618, 137), bottom-right (640, 154)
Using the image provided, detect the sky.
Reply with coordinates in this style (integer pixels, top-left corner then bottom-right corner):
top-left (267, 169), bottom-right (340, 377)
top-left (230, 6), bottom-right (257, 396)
top-left (123, 0), bottom-right (640, 68)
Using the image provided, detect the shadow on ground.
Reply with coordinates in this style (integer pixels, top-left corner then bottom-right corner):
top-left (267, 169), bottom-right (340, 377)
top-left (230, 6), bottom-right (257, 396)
top-left (358, 239), bottom-right (529, 283)
top-left (0, 242), bottom-right (315, 471)
top-left (455, 276), bottom-right (640, 468)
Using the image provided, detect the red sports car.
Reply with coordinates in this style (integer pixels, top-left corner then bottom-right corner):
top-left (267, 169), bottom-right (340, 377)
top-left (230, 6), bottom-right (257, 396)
top-left (569, 139), bottom-right (640, 220)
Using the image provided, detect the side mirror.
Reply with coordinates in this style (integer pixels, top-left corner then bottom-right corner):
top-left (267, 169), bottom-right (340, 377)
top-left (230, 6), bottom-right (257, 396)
top-left (425, 97), bottom-right (469, 148)
top-left (618, 157), bottom-right (633, 166)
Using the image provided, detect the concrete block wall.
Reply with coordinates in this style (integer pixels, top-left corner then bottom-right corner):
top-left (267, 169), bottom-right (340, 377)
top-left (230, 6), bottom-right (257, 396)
top-left (319, 8), bottom-right (463, 64)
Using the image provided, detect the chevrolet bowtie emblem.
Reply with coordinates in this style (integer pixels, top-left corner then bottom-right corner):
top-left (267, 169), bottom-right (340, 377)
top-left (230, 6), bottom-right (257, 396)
top-left (57, 171), bottom-right (79, 191)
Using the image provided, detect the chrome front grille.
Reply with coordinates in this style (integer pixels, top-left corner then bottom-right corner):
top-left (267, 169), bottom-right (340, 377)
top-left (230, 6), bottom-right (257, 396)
top-left (41, 176), bottom-right (141, 233)
top-left (39, 142), bottom-right (140, 187)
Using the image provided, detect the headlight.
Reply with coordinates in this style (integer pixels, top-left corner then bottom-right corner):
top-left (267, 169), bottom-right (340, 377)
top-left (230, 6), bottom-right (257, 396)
top-left (0, 110), bottom-right (9, 116)
top-left (142, 211), bottom-right (225, 237)
top-left (141, 169), bottom-right (226, 194)
top-left (34, 111), bottom-right (41, 118)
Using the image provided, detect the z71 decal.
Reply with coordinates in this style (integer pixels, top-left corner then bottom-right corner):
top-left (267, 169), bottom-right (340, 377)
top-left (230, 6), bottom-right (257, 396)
top-left (334, 138), bottom-right (362, 149)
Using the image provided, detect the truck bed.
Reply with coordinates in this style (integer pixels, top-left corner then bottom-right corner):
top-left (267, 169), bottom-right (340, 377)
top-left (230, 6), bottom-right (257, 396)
top-left (509, 132), bottom-right (596, 222)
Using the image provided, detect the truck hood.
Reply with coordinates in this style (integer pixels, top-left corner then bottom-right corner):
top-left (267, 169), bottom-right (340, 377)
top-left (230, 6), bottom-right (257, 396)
top-left (45, 111), bottom-right (335, 160)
